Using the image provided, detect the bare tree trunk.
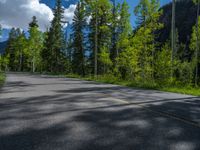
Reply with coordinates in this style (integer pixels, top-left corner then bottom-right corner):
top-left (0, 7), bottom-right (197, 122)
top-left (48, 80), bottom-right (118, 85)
top-left (171, 0), bottom-right (176, 79)
top-left (94, 0), bottom-right (98, 77)
top-left (112, 0), bottom-right (118, 58)
top-left (195, 0), bottom-right (200, 87)
top-left (142, 16), bottom-right (146, 80)
top-left (32, 56), bottom-right (35, 73)
top-left (18, 49), bottom-right (22, 72)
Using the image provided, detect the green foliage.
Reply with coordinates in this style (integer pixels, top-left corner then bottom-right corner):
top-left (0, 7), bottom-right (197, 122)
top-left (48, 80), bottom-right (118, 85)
top-left (133, 0), bottom-right (163, 81)
top-left (116, 0), bottom-right (132, 59)
top-left (154, 43), bottom-right (171, 84)
top-left (176, 61), bottom-right (195, 85)
top-left (28, 25), bottom-right (43, 72)
top-left (192, 0), bottom-right (200, 5)
top-left (5, 28), bottom-right (28, 71)
top-left (0, 72), bottom-right (5, 85)
top-left (190, 16), bottom-right (200, 55)
top-left (86, 0), bottom-right (112, 74)
top-left (71, 2), bottom-right (86, 76)
top-left (98, 46), bottom-right (113, 73)
top-left (3, 0), bottom-right (200, 91)
top-left (29, 16), bottom-right (39, 28)
top-left (0, 55), bottom-right (9, 71)
top-left (42, 0), bottom-right (66, 73)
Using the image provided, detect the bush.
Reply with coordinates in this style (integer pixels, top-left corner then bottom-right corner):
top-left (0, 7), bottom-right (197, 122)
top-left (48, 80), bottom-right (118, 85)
top-left (176, 61), bottom-right (194, 86)
top-left (0, 72), bottom-right (5, 85)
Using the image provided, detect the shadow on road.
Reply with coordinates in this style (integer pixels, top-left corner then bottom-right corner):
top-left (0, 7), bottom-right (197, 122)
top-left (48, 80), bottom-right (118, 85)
top-left (0, 92), bottom-right (200, 150)
top-left (0, 74), bottom-right (200, 150)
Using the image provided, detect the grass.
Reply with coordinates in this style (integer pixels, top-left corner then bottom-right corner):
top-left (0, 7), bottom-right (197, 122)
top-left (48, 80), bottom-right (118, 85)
top-left (161, 86), bottom-right (200, 96)
top-left (65, 74), bottom-right (200, 96)
top-left (1, 72), bottom-right (199, 96)
top-left (0, 72), bottom-right (6, 86)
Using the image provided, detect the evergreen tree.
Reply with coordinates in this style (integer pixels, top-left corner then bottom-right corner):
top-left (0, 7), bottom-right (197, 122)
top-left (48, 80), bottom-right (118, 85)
top-left (110, 0), bottom-right (120, 63)
top-left (134, 0), bottom-right (163, 80)
top-left (66, 34), bottom-right (73, 73)
top-left (29, 16), bottom-right (39, 28)
top-left (190, 16), bottom-right (200, 85)
top-left (43, 0), bottom-right (66, 73)
top-left (154, 43), bottom-right (172, 84)
top-left (41, 31), bottom-right (50, 72)
top-left (5, 28), bottom-right (21, 71)
top-left (192, 0), bottom-right (200, 86)
top-left (117, 1), bottom-right (132, 52)
top-left (87, 0), bottom-right (112, 75)
top-left (71, 2), bottom-right (87, 76)
top-left (116, 1), bottom-right (132, 59)
top-left (85, 0), bottom-right (99, 75)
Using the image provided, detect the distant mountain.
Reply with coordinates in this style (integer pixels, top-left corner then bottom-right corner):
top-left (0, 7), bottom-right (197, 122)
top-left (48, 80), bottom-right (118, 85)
top-left (0, 41), bottom-right (7, 54)
top-left (159, 0), bottom-right (197, 45)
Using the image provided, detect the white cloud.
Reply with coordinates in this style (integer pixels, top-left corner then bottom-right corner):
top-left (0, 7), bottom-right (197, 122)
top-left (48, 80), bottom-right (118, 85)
top-left (64, 4), bottom-right (77, 25)
top-left (86, 15), bottom-right (92, 24)
top-left (0, 0), bottom-right (53, 31)
top-left (0, 0), bottom-right (77, 31)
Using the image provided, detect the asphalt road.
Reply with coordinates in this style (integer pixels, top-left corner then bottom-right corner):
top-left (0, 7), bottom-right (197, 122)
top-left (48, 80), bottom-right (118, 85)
top-left (0, 73), bottom-right (200, 150)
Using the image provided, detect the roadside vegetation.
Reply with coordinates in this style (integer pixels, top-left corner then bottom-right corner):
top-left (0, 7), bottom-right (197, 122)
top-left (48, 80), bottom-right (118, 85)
top-left (1, 0), bottom-right (200, 96)
top-left (65, 74), bottom-right (200, 96)
top-left (0, 72), bottom-right (5, 86)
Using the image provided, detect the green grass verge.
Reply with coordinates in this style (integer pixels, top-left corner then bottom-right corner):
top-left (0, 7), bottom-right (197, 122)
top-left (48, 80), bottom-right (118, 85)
top-left (161, 86), bottom-right (200, 96)
top-left (65, 74), bottom-right (200, 96)
top-left (0, 72), bottom-right (6, 86)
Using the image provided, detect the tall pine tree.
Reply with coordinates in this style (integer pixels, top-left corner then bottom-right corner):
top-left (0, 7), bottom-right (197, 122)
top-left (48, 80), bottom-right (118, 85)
top-left (42, 0), bottom-right (66, 73)
top-left (71, 2), bottom-right (87, 76)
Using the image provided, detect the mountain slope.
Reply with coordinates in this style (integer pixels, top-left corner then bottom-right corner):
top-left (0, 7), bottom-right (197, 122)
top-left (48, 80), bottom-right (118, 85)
top-left (159, 0), bottom-right (197, 45)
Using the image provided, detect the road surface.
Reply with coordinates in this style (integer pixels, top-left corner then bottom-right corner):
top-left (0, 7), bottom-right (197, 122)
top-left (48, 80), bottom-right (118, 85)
top-left (0, 73), bottom-right (200, 150)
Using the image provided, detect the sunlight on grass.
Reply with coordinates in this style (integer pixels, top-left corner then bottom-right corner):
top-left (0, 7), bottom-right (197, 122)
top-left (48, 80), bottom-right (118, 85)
top-left (0, 72), bottom-right (5, 86)
top-left (66, 74), bottom-right (200, 96)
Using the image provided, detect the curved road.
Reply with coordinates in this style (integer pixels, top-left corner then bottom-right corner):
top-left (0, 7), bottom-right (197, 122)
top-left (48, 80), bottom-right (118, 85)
top-left (0, 73), bottom-right (200, 150)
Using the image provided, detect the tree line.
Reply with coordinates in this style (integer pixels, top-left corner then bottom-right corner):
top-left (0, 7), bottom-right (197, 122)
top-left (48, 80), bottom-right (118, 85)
top-left (1, 0), bottom-right (200, 87)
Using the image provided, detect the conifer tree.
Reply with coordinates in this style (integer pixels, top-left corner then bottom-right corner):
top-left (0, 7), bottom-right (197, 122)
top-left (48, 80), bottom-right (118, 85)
top-left (110, 0), bottom-right (120, 63)
top-left (71, 2), bottom-right (86, 76)
top-left (29, 16), bottom-right (39, 28)
top-left (117, 0), bottom-right (132, 56)
top-left (5, 28), bottom-right (23, 71)
top-left (115, 1), bottom-right (132, 77)
top-left (85, 0), bottom-right (99, 75)
top-left (190, 16), bottom-right (200, 85)
top-left (43, 0), bottom-right (65, 73)
top-left (134, 0), bottom-right (163, 80)
top-left (87, 0), bottom-right (112, 74)
top-left (192, 0), bottom-right (200, 86)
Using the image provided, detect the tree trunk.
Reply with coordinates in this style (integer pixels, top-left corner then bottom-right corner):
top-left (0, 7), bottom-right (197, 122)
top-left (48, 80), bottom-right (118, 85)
top-left (171, 0), bottom-right (176, 79)
top-left (195, 0), bottom-right (200, 87)
top-left (94, 0), bottom-right (98, 76)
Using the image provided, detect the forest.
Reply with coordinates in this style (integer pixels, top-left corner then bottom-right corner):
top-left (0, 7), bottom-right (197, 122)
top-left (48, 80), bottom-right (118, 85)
top-left (1, 0), bottom-right (200, 93)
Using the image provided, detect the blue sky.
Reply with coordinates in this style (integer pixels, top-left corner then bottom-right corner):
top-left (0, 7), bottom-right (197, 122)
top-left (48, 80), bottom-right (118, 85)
top-left (0, 0), bottom-right (171, 42)
top-left (41, 0), bottom-right (171, 27)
